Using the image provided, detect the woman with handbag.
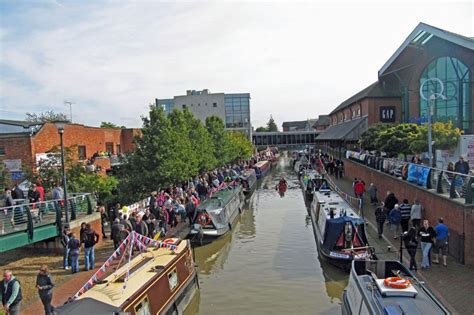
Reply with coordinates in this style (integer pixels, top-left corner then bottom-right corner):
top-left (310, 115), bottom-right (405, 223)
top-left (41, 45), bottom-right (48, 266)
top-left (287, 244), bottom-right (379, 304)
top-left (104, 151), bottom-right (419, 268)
top-left (404, 226), bottom-right (418, 271)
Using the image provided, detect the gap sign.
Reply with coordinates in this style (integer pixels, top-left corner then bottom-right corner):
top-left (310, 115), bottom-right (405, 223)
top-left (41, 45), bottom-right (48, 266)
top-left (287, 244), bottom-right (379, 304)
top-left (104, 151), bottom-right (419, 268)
top-left (380, 106), bottom-right (396, 123)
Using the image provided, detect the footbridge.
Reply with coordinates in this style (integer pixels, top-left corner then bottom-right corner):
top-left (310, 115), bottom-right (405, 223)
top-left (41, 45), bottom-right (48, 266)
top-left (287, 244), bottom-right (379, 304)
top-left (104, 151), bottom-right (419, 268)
top-left (252, 130), bottom-right (322, 149)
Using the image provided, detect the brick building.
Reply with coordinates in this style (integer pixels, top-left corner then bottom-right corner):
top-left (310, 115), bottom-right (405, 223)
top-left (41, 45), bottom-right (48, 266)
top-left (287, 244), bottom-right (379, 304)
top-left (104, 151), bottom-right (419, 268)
top-left (317, 22), bottom-right (474, 151)
top-left (0, 120), bottom-right (140, 179)
top-left (282, 115), bottom-right (330, 132)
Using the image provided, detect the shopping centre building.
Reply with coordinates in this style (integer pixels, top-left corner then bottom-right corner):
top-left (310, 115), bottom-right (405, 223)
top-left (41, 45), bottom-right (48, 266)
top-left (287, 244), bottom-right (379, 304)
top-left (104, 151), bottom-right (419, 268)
top-left (317, 22), bottom-right (474, 150)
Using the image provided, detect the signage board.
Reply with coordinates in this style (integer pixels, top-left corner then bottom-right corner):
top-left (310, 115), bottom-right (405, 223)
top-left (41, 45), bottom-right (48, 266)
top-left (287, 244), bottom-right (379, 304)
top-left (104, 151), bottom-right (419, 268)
top-left (379, 106), bottom-right (396, 123)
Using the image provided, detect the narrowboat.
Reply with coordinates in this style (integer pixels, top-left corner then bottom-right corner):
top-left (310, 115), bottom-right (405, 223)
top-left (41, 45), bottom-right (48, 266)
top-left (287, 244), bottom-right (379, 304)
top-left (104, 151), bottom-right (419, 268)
top-left (189, 185), bottom-right (244, 243)
top-left (253, 160), bottom-right (271, 179)
top-left (300, 168), bottom-right (322, 200)
top-left (342, 260), bottom-right (450, 315)
top-left (57, 238), bottom-right (198, 315)
top-left (240, 169), bottom-right (257, 195)
top-left (310, 189), bottom-right (374, 270)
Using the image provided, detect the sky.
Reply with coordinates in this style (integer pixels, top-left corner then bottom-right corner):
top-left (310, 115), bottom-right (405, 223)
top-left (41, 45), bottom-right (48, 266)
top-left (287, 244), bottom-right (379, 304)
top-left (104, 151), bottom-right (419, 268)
top-left (0, 0), bottom-right (472, 129)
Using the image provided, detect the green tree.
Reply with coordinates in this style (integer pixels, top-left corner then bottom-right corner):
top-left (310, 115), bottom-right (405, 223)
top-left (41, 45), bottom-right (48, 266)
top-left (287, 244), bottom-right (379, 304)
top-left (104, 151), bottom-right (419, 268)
top-left (228, 131), bottom-right (253, 160)
top-left (359, 123), bottom-right (394, 151)
top-left (376, 124), bottom-right (420, 158)
top-left (100, 121), bottom-right (126, 129)
top-left (0, 163), bottom-right (12, 191)
top-left (25, 111), bottom-right (68, 123)
top-left (183, 109), bottom-right (217, 172)
top-left (266, 115), bottom-right (278, 132)
top-left (409, 121), bottom-right (462, 154)
top-left (255, 126), bottom-right (268, 132)
top-left (206, 116), bottom-right (233, 164)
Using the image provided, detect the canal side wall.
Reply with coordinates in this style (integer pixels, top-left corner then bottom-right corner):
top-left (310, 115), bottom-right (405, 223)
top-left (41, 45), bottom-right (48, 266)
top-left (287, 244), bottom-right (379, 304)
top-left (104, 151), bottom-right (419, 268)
top-left (343, 158), bottom-right (474, 265)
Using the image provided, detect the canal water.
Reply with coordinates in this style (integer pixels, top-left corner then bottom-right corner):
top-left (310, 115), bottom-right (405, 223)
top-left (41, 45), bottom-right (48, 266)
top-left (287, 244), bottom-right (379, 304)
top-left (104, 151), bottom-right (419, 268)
top-left (185, 155), bottom-right (348, 314)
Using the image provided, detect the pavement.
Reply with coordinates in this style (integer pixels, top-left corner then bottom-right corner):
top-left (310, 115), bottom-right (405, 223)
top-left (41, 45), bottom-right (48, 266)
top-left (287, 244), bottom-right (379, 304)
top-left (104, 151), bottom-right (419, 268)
top-left (329, 174), bottom-right (474, 315)
top-left (22, 221), bottom-right (191, 315)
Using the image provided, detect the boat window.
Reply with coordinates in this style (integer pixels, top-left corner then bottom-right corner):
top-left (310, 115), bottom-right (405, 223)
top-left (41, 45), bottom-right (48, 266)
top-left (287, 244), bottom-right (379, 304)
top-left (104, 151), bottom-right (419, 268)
top-left (134, 296), bottom-right (151, 315)
top-left (168, 268), bottom-right (179, 292)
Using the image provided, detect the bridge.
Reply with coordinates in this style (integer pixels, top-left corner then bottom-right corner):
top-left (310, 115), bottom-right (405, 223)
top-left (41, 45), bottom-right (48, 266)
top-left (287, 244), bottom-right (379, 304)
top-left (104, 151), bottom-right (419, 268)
top-left (252, 130), bottom-right (322, 149)
top-left (0, 193), bottom-right (97, 252)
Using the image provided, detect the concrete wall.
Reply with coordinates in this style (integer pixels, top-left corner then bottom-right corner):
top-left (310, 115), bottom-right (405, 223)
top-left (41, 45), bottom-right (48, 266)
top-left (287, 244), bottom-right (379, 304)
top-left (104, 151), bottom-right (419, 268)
top-left (174, 93), bottom-right (226, 124)
top-left (344, 158), bottom-right (474, 265)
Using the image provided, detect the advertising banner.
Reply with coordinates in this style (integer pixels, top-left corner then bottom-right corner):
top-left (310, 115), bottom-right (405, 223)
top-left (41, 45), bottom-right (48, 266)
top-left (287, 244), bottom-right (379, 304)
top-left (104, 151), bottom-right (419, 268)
top-left (407, 164), bottom-right (431, 188)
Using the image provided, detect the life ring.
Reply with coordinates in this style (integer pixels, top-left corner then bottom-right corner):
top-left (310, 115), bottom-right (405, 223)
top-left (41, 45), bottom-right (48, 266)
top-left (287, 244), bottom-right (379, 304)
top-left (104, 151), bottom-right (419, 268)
top-left (197, 212), bottom-right (212, 226)
top-left (163, 239), bottom-right (175, 244)
top-left (383, 277), bottom-right (411, 289)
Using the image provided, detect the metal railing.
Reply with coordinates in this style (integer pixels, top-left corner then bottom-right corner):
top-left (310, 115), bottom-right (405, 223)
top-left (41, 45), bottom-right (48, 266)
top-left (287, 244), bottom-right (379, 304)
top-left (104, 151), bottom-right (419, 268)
top-left (342, 150), bottom-right (474, 205)
top-left (0, 193), bottom-right (97, 237)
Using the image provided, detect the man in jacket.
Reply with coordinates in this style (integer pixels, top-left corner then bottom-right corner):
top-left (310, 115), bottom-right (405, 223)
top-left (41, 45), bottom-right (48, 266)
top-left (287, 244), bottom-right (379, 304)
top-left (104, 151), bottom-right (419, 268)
top-left (454, 155), bottom-right (470, 174)
top-left (399, 199), bottom-right (412, 232)
top-left (374, 202), bottom-right (387, 238)
top-left (82, 224), bottom-right (99, 271)
top-left (384, 190), bottom-right (398, 211)
top-left (111, 219), bottom-right (125, 250)
top-left (0, 270), bottom-right (22, 315)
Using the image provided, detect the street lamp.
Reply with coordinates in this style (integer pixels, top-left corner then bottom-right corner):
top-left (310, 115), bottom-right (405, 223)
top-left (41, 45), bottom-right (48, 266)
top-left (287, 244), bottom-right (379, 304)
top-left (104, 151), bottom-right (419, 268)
top-left (53, 120), bottom-right (69, 222)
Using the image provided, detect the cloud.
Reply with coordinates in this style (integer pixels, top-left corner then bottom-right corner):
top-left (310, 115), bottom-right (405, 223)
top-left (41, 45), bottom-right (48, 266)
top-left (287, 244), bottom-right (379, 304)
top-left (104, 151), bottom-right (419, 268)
top-left (0, 1), bottom-right (472, 128)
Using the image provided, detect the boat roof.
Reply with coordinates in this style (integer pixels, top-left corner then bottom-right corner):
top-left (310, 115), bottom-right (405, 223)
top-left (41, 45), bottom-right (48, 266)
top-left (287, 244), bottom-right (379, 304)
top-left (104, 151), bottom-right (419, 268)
top-left (78, 239), bottom-right (188, 308)
top-left (240, 169), bottom-right (256, 179)
top-left (352, 260), bottom-right (449, 314)
top-left (254, 160), bottom-right (269, 168)
top-left (198, 186), bottom-right (241, 211)
top-left (314, 190), bottom-right (360, 220)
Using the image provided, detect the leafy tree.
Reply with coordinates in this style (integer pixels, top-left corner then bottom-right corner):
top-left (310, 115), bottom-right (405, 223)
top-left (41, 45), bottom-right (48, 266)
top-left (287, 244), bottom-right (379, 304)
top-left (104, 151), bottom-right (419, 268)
top-left (100, 121), bottom-right (126, 129)
top-left (206, 116), bottom-right (233, 163)
top-left (255, 126), bottom-right (268, 132)
top-left (0, 163), bottom-right (12, 191)
top-left (376, 124), bottom-right (420, 158)
top-left (228, 131), bottom-right (253, 160)
top-left (266, 115), bottom-right (278, 132)
top-left (183, 109), bottom-right (217, 172)
top-left (25, 111), bottom-right (68, 123)
top-left (409, 121), bottom-right (462, 154)
top-left (359, 123), bottom-right (394, 151)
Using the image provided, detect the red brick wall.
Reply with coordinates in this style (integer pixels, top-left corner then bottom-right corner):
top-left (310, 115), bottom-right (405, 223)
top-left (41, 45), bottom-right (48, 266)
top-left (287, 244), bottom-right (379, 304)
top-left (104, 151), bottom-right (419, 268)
top-left (120, 129), bottom-right (140, 153)
top-left (344, 158), bottom-right (474, 264)
top-left (0, 135), bottom-right (34, 167)
top-left (367, 97), bottom-right (402, 126)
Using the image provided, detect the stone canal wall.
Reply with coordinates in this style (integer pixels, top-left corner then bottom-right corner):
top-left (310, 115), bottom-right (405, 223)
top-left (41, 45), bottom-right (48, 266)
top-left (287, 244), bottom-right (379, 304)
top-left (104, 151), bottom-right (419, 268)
top-left (344, 158), bottom-right (474, 265)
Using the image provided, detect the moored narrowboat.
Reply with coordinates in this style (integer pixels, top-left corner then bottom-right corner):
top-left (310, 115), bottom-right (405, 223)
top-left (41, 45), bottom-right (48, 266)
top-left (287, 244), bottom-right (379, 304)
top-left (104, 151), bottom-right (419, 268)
top-left (57, 237), bottom-right (198, 315)
top-left (189, 185), bottom-right (244, 243)
top-left (342, 260), bottom-right (450, 314)
top-left (240, 169), bottom-right (257, 195)
top-left (310, 189), bottom-right (375, 270)
top-left (253, 160), bottom-right (271, 179)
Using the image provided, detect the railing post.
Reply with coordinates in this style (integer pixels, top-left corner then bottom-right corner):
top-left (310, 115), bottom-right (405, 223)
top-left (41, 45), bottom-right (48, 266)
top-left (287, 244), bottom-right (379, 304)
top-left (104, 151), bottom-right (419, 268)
top-left (464, 177), bottom-right (474, 204)
top-left (437, 171), bottom-right (444, 193)
top-left (70, 197), bottom-right (77, 221)
top-left (25, 205), bottom-right (34, 241)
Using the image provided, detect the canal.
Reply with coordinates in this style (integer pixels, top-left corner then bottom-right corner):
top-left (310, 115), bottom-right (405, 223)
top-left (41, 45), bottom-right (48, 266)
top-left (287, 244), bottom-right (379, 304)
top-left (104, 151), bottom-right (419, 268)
top-left (186, 155), bottom-right (348, 314)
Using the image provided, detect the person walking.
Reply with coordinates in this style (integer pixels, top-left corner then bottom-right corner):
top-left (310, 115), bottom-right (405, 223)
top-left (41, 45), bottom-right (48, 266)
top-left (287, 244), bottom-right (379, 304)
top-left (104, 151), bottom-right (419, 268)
top-left (403, 226), bottom-right (418, 271)
top-left (0, 270), bottom-right (22, 315)
top-left (418, 219), bottom-right (436, 270)
top-left (98, 206), bottom-right (108, 240)
top-left (185, 196), bottom-right (196, 226)
top-left (367, 183), bottom-right (378, 205)
top-left (111, 219), bottom-right (124, 250)
top-left (82, 224), bottom-right (99, 271)
top-left (410, 199), bottom-right (422, 229)
top-left (388, 204), bottom-right (401, 239)
top-left (384, 191), bottom-right (398, 212)
top-left (454, 155), bottom-right (469, 174)
top-left (399, 199), bottom-right (411, 232)
top-left (60, 225), bottom-right (71, 270)
top-left (36, 265), bottom-right (55, 315)
top-left (433, 218), bottom-right (449, 267)
top-left (68, 233), bottom-right (80, 273)
top-left (374, 202), bottom-right (387, 238)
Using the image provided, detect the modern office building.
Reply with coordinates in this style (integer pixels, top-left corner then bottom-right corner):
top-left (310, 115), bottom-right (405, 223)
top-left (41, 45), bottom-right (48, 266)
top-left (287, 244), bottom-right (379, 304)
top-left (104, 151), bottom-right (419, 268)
top-left (156, 89), bottom-right (252, 137)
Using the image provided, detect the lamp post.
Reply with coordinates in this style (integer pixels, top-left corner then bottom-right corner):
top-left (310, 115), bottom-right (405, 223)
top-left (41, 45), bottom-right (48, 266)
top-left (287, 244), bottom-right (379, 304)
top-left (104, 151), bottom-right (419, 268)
top-left (54, 120), bottom-right (69, 223)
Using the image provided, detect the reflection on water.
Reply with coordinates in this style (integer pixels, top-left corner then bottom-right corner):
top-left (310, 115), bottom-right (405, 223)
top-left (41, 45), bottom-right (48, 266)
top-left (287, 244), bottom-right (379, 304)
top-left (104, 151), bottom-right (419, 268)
top-left (190, 156), bottom-right (348, 314)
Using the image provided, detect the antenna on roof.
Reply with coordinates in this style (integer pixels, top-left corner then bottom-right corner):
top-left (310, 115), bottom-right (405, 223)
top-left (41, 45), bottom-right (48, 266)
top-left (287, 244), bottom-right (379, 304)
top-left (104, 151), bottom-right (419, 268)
top-left (64, 100), bottom-right (74, 123)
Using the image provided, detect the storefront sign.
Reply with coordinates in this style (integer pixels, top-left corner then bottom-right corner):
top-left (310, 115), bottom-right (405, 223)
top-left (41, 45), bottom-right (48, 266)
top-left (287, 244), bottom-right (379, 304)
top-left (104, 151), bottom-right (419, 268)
top-left (3, 159), bottom-right (22, 172)
top-left (379, 106), bottom-right (396, 123)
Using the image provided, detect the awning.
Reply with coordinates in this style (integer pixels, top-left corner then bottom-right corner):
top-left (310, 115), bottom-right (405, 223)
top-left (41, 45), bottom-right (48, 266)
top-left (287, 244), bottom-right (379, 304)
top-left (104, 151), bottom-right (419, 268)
top-left (316, 116), bottom-right (368, 141)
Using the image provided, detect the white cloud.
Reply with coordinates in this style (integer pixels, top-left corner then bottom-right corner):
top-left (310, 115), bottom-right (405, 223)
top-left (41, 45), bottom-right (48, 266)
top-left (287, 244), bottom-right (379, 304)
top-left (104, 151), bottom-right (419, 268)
top-left (1, 1), bottom-right (472, 128)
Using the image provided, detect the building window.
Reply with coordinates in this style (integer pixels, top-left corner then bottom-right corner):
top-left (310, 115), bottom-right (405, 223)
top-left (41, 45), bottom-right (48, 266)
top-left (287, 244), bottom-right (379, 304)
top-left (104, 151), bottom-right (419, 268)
top-left (213, 103), bottom-right (217, 107)
top-left (419, 56), bottom-right (470, 130)
top-left (105, 142), bottom-right (114, 154)
top-left (78, 146), bottom-right (86, 160)
top-left (116, 144), bottom-right (121, 154)
top-left (183, 104), bottom-right (187, 109)
top-left (134, 296), bottom-right (151, 315)
top-left (0, 147), bottom-right (5, 155)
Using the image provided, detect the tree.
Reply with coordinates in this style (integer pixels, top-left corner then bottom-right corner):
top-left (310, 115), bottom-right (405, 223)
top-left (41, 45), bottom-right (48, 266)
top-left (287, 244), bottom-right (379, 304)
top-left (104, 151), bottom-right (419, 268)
top-left (359, 123), bottom-right (394, 151)
top-left (266, 115), bottom-right (278, 132)
top-left (228, 131), bottom-right (253, 160)
top-left (206, 116), bottom-right (233, 164)
top-left (409, 121), bottom-right (462, 154)
top-left (0, 162), bottom-right (12, 191)
top-left (255, 126), bottom-right (268, 132)
top-left (25, 111), bottom-right (68, 123)
top-left (376, 124), bottom-right (420, 158)
top-left (100, 122), bottom-right (125, 129)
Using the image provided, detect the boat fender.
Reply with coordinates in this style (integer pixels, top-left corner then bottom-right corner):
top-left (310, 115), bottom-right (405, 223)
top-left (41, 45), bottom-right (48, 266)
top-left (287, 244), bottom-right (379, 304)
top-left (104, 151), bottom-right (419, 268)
top-left (383, 277), bottom-right (411, 289)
